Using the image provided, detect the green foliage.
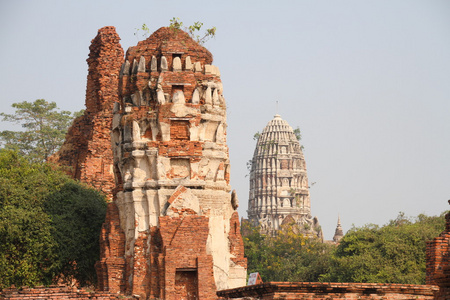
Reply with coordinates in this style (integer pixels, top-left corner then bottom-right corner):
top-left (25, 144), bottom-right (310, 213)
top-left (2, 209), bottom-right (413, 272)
top-left (134, 23), bottom-right (150, 40)
top-left (169, 17), bottom-right (183, 30)
top-left (169, 17), bottom-right (216, 45)
top-left (293, 127), bottom-right (305, 150)
top-left (0, 149), bottom-right (106, 288)
top-left (0, 206), bottom-right (58, 288)
top-left (243, 212), bottom-right (445, 284)
top-left (320, 212), bottom-right (446, 284)
top-left (134, 18), bottom-right (217, 44)
top-left (45, 182), bottom-right (107, 285)
top-left (0, 99), bottom-right (81, 162)
top-left (253, 131), bottom-right (261, 141)
top-left (293, 127), bottom-right (302, 141)
top-left (242, 222), bottom-right (334, 282)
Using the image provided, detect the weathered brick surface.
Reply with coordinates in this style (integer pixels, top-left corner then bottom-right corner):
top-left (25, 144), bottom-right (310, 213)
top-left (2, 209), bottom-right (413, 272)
top-left (217, 282), bottom-right (439, 299)
top-left (0, 285), bottom-right (134, 299)
top-left (95, 201), bottom-right (126, 294)
top-left (426, 209), bottom-right (450, 299)
top-left (229, 212), bottom-right (247, 267)
top-left (50, 26), bottom-right (124, 201)
top-left (158, 216), bottom-right (216, 299)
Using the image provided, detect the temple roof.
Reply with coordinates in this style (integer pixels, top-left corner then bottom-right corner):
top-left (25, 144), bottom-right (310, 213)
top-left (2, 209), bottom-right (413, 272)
top-left (259, 114), bottom-right (299, 144)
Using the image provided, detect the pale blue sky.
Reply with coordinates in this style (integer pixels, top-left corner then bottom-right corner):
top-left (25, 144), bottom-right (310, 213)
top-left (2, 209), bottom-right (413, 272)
top-left (1, 0), bottom-right (449, 239)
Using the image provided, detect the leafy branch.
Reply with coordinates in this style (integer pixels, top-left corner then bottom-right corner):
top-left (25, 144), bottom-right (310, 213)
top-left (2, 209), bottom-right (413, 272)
top-left (169, 17), bottom-right (216, 45)
top-left (134, 23), bottom-right (150, 40)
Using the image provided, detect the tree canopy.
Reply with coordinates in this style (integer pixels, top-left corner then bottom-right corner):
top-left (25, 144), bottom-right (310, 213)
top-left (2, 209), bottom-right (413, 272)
top-left (0, 99), bottom-right (82, 162)
top-left (0, 149), bottom-right (106, 288)
top-left (242, 221), bottom-right (334, 282)
top-left (243, 212), bottom-right (445, 285)
top-left (320, 212), bottom-right (445, 284)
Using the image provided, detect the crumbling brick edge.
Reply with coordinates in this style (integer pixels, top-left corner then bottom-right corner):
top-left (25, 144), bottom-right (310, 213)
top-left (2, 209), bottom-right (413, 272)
top-left (0, 285), bottom-right (137, 299)
top-left (217, 282), bottom-right (439, 299)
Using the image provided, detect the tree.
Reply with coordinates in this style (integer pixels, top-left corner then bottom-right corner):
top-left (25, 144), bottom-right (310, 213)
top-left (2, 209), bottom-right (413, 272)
top-left (0, 99), bottom-right (82, 162)
top-left (0, 149), bottom-right (106, 288)
top-left (242, 212), bottom-right (445, 285)
top-left (242, 221), bottom-right (334, 282)
top-left (45, 182), bottom-right (106, 285)
top-left (0, 205), bottom-right (58, 288)
top-left (320, 212), bottom-right (446, 284)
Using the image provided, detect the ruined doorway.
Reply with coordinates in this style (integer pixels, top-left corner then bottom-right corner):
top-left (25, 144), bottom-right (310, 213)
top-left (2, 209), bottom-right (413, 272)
top-left (175, 269), bottom-right (198, 300)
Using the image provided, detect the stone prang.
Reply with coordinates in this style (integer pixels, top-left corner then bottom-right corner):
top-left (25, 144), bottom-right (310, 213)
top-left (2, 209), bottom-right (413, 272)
top-left (94, 27), bottom-right (247, 299)
top-left (248, 114), bottom-right (322, 239)
top-left (333, 216), bottom-right (344, 243)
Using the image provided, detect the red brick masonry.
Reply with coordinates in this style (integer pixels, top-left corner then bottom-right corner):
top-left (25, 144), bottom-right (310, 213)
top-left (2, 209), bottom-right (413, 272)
top-left (50, 26), bottom-right (124, 200)
top-left (426, 209), bottom-right (450, 299)
top-left (0, 285), bottom-right (134, 299)
top-left (217, 282), bottom-right (439, 299)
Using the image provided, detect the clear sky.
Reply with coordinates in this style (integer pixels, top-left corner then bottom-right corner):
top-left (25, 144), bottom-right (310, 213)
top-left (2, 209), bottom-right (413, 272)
top-left (1, 0), bottom-right (449, 239)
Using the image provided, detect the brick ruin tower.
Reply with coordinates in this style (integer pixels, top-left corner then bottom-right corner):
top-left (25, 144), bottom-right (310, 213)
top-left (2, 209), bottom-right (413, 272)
top-left (426, 201), bottom-right (450, 299)
top-left (247, 114), bottom-right (322, 239)
top-left (50, 27), bottom-right (124, 200)
top-left (95, 27), bottom-right (247, 299)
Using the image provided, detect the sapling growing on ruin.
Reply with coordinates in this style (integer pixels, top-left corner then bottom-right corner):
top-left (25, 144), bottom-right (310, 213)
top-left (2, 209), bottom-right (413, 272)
top-left (169, 17), bottom-right (216, 45)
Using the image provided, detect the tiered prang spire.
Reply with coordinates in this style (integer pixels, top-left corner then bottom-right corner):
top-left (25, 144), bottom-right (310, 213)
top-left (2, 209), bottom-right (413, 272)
top-left (248, 114), bottom-right (322, 239)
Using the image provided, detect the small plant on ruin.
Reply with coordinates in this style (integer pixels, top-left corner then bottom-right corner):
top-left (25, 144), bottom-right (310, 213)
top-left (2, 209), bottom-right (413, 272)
top-left (253, 131), bottom-right (261, 140)
top-left (293, 127), bottom-right (305, 150)
top-left (293, 127), bottom-right (302, 141)
top-left (134, 23), bottom-right (150, 40)
top-left (169, 17), bottom-right (216, 45)
top-left (289, 188), bottom-right (297, 196)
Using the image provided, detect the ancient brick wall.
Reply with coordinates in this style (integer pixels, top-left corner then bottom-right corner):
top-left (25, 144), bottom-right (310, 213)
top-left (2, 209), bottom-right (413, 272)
top-left (228, 212), bottom-right (247, 267)
top-left (158, 215), bottom-right (216, 299)
top-left (95, 202), bottom-right (126, 293)
top-left (50, 26), bottom-right (124, 200)
top-left (217, 282), bottom-right (439, 299)
top-left (0, 285), bottom-right (133, 300)
top-left (426, 209), bottom-right (450, 299)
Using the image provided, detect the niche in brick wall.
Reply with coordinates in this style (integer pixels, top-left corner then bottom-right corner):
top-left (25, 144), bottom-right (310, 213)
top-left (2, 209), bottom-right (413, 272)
top-left (172, 54), bottom-right (182, 71)
top-left (172, 85), bottom-right (185, 103)
top-left (143, 126), bottom-right (152, 140)
top-left (175, 269), bottom-right (198, 300)
top-left (170, 120), bottom-right (190, 140)
top-left (170, 158), bottom-right (191, 179)
top-left (204, 121), bottom-right (219, 142)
